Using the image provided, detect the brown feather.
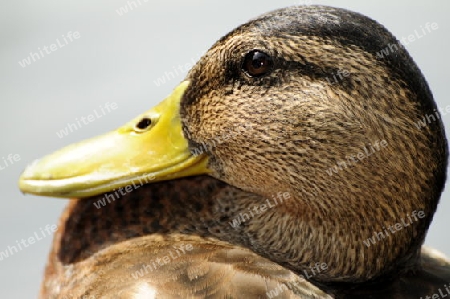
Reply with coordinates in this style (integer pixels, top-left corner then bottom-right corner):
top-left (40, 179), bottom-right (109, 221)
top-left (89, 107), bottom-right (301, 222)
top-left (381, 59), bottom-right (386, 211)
top-left (40, 176), bottom-right (331, 299)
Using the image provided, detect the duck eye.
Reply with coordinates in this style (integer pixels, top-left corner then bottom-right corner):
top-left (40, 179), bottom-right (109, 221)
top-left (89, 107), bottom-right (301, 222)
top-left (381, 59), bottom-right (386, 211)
top-left (135, 117), bottom-right (152, 131)
top-left (242, 50), bottom-right (274, 77)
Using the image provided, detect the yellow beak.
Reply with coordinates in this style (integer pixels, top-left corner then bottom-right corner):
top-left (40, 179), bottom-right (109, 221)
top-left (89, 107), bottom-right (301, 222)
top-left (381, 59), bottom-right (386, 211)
top-left (18, 81), bottom-right (210, 198)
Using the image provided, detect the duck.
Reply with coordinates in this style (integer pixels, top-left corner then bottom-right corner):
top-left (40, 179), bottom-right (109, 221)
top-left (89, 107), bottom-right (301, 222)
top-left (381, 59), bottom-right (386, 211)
top-left (19, 5), bottom-right (450, 299)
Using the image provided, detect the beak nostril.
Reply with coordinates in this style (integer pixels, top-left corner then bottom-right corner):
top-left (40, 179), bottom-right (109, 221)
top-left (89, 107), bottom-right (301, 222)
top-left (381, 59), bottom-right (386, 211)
top-left (135, 118), bottom-right (152, 131)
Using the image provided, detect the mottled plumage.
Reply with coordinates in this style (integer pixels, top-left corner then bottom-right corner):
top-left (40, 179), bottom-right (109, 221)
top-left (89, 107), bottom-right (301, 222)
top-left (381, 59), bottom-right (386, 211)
top-left (41, 177), bottom-right (450, 298)
top-left (41, 177), bottom-right (331, 299)
top-left (33, 5), bottom-right (450, 299)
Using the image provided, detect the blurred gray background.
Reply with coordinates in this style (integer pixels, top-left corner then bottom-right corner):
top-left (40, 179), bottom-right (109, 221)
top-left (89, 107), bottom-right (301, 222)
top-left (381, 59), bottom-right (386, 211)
top-left (1, 0), bottom-right (449, 297)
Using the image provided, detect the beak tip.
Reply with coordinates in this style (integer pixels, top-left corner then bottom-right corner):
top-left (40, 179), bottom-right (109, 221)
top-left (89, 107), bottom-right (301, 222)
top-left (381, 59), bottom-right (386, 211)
top-left (20, 159), bottom-right (42, 179)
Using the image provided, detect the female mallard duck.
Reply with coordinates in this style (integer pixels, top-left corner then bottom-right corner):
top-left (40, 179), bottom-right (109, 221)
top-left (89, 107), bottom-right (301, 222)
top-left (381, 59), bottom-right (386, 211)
top-left (19, 5), bottom-right (450, 298)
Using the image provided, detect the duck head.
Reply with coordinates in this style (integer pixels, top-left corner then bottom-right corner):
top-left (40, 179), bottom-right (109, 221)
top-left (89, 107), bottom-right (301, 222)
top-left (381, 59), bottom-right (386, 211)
top-left (19, 6), bottom-right (447, 284)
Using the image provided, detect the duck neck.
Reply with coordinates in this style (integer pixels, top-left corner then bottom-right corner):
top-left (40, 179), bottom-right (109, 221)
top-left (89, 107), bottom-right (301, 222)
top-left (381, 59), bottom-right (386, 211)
top-left (190, 180), bottom-right (430, 284)
top-left (61, 176), bottom-right (428, 285)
